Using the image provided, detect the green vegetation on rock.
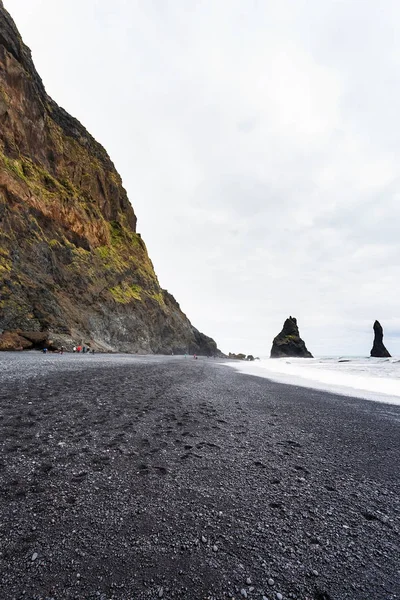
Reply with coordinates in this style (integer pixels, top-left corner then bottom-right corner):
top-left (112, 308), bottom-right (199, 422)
top-left (109, 283), bottom-right (142, 303)
top-left (0, 247), bottom-right (11, 274)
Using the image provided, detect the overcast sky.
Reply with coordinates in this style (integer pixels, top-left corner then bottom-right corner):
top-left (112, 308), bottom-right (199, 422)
top-left (6, 0), bottom-right (400, 356)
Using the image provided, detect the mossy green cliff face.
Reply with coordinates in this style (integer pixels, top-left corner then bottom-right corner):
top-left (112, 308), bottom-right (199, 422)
top-left (0, 4), bottom-right (219, 354)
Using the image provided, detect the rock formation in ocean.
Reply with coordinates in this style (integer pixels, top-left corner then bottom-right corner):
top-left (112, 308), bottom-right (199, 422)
top-left (228, 353), bottom-right (247, 360)
top-left (370, 320), bottom-right (391, 358)
top-left (0, 4), bottom-right (220, 354)
top-left (270, 316), bottom-right (313, 358)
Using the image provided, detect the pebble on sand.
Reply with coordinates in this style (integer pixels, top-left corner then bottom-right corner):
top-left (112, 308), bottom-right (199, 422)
top-left (31, 553), bottom-right (38, 562)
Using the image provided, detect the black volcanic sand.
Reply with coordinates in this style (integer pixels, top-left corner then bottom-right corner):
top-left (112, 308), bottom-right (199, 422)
top-left (0, 354), bottom-right (399, 600)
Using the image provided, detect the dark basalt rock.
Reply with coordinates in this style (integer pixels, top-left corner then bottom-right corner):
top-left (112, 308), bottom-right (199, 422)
top-left (228, 353), bottom-right (247, 360)
top-left (370, 320), bottom-right (391, 358)
top-left (228, 353), bottom-right (256, 361)
top-left (271, 316), bottom-right (313, 358)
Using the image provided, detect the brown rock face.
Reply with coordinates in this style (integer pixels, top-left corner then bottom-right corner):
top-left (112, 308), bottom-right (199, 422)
top-left (0, 5), bottom-right (220, 354)
top-left (0, 329), bottom-right (55, 350)
top-left (0, 330), bottom-right (32, 350)
top-left (270, 316), bottom-right (313, 358)
top-left (370, 321), bottom-right (391, 358)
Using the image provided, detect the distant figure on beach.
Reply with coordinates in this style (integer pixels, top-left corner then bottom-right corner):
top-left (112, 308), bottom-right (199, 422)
top-left (60, 346), bottom-right (64, 355)
top-left (77, 345), bottom-right (82, 353)
top-left (73, 346), bottom-right (76, 353)
top-left (193, 354), bottom-right (198, 360)
top-left (42, 348), bottom-right (47, 354)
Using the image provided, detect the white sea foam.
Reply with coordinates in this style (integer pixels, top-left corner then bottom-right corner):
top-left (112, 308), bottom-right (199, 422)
top-left (226, 356), bottom-right (400, 405)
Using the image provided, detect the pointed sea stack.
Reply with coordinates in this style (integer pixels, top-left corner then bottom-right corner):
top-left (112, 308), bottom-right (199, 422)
top-left (271, 316), bottom-right (313, 358)
top-left (0, 4), bottom-right (221, 354)
top-left (370, 321), bottom-right (391, 358)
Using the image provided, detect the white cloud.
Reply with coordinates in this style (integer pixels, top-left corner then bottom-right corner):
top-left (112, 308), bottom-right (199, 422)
top-left (6, 0), bottom-right (400, 356)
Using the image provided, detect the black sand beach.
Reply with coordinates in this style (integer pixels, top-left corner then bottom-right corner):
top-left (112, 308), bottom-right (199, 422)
top-left (0, 354), bottom-right (399, 600)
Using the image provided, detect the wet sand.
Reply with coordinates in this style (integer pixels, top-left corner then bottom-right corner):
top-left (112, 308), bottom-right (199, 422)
top-left (0, 353), bottom-right (399, 600)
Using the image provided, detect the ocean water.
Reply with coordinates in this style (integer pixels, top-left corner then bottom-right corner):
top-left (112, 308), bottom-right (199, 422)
top-left (227, 356), bottom-right (400, 405)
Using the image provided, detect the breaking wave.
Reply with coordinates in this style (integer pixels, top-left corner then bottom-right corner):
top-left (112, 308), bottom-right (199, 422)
top-left (227, 356), bottom-right (400, 405)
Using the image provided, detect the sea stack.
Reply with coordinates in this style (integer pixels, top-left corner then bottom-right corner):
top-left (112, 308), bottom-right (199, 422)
top-left (271, 316), bottom-right (313, 358)
top-left (370, 321), bottom-right (391, 358)
top-left (0, 4), bottom-right (220, 355)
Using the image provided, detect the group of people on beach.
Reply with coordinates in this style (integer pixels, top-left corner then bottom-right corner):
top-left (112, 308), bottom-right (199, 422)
top-left (72, 346), bottom-right (90, 354)
top-left (42, 346), bottom-right (65, 354)
top-left (42, 345), bottom-right (94, 354)
top-left (72, 345), bottom-right (93, 354)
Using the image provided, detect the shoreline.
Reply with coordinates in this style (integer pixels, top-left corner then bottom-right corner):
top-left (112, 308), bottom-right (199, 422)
top-left (225, 357), bottom-right (400, 407)
top-left (3, 348), bottom-right (398, 404)
top-left (0, 355), bottom-right (399, 599)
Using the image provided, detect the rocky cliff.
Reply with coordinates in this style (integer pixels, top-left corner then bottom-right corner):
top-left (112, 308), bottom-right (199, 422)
top-left (270, 316), bottom-right (313, 358)
top-left (370, 320), bottom-right (391, 358)
top-left (0, 3), bottom-right (220, 354)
